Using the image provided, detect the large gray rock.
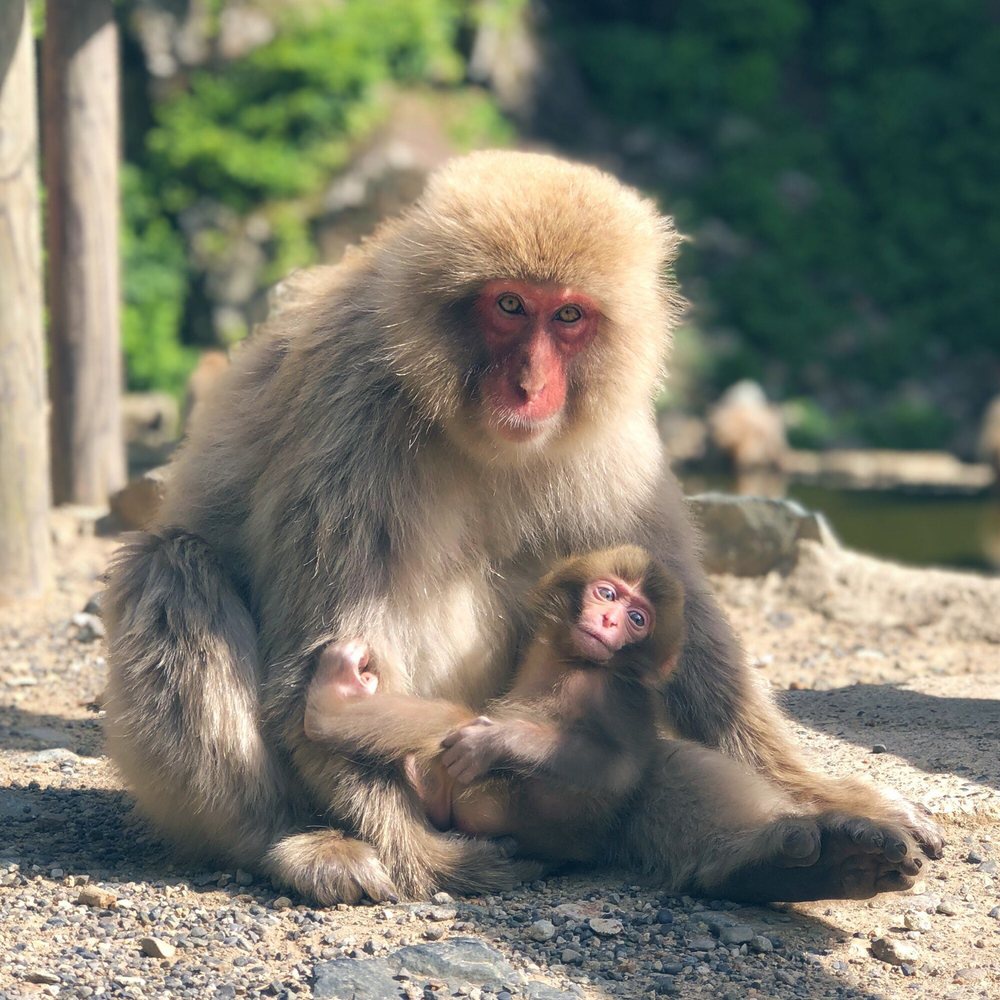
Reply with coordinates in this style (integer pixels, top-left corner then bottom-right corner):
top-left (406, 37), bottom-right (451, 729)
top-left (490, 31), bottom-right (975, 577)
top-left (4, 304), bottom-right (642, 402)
top-left (312, 956), bottom-right (402, 1000)
top-left (687, 493), bottom-right (837, 576)
top-left (388, 938), bottom-right (518, 991)
top-left (312, 938), bottom-right (523, 1000)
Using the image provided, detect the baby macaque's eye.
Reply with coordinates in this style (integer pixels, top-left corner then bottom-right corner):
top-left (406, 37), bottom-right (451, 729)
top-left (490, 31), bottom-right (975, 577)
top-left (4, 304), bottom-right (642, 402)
top-left (628, 610), bottom-right (647, 628)
top-left (596, 585), bottom-right (616, 601)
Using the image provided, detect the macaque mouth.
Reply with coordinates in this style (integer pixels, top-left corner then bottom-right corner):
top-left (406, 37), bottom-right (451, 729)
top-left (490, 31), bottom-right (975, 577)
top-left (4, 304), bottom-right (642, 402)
top-left (573, 624), bottom-right (613, 661)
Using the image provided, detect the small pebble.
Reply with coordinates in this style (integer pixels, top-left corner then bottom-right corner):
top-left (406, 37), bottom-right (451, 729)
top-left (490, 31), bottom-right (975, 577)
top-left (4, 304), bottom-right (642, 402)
top-left (139, 937), bottom-right (176, 960)
top-left (904, 911), bottom-right (932, 932)
top-left (271, 896), bottom-right (293, 910)
top-left (528, 919), bottom-right (556, 942)
top-left (871, 744), bottom-right (887, 754)
top-left (75, 886), bottom-right (118, 909)
top-left (431, 892), bottom-right (454, 904)
top-left (750, 936), bottom-right (773, 954)
top-left (718, 924), bottom-right (754, 945)
top-left (872, 937), bottom-right (921, 966)
top-left (589, 917), bottom-right (623, 936)
top-left (687, 935), bottom-right (716, 951)
top-left (936, 900), bottom-right (959, 916)
top-left (966, 850), bottom-right (983, 865)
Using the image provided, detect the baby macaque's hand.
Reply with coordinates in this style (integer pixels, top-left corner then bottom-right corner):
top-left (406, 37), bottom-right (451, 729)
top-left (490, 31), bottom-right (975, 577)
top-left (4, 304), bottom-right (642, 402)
top-left (440, 716), bottom-right (499, 784)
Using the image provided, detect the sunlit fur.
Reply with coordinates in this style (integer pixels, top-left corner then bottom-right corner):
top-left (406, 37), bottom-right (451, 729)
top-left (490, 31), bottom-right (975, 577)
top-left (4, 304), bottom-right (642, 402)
top-left (103, 150), bottom-right (941, 905)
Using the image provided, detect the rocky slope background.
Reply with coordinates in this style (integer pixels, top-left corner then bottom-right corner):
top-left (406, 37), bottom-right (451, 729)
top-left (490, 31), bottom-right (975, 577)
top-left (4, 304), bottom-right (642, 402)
top-left (0, 509), bottom-right (997, 1000)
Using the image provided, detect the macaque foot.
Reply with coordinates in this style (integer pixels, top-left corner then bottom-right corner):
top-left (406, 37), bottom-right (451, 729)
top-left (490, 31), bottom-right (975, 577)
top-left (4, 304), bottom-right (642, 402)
top-left (264, 829), bottom-right (398, 906)
top-left (884, 794), bottom-right (946, 860)
top-left (435, 834), bottom-right (546, 896)
top-left (716, 814), bottom-right (923, 903)
top-left (304, 640), bottom-right (377, 740)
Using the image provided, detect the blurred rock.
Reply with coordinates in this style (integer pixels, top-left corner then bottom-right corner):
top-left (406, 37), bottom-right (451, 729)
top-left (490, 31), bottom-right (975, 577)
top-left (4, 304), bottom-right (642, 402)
top-left (978, 395), bottom-right (1000, 482)
top-left (109, 467), bottom-right (171, 530)
top-left (784, 449), bottom-right (993, 493)
top-left (658, 412), bottom-right (708, 464)
top-left (687, 493), bottom-right (837, 576)
top-left (183, 350), bottom-right (230, 431)
top-left (130, 1), bottom-right (276, 79)
top-left (122, 392), bottom-right (180, 448)
top-left (708, 381), bottom-right (787, 470)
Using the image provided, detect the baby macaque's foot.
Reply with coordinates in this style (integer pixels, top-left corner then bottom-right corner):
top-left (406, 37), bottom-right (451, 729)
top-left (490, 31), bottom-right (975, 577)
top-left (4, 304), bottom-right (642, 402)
top-left (440, 716), bottom-right (499, 784)
top-left (304, 640), bottom-right (377, 740)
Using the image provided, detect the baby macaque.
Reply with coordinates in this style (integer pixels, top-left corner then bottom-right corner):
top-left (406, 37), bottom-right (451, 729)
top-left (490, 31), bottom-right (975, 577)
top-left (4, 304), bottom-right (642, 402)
top-left (303, 546), bottom-right (684, 862)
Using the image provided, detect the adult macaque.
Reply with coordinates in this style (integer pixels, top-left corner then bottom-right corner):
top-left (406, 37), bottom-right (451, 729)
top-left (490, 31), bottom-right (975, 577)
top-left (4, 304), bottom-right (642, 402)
top-left (103, 151), bottom-right (941, 905)
top-left (304, 547), bottom-right (684, 862)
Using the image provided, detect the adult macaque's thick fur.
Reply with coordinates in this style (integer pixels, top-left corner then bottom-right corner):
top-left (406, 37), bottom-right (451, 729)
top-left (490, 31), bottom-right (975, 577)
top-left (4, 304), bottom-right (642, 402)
top-left (103, 151), bottom-right (941, 904)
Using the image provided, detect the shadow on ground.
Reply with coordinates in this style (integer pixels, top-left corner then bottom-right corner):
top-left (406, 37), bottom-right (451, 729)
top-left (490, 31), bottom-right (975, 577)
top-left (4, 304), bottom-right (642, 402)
top-left (0, 704), bottom-right (103, 755)
top-left (783, 684), bottom-right (1000, 790)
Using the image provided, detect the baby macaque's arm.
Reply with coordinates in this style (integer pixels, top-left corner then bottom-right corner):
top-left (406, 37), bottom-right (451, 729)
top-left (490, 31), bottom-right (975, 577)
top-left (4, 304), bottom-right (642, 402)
top-left (440, 714), bottom-right (639, 793)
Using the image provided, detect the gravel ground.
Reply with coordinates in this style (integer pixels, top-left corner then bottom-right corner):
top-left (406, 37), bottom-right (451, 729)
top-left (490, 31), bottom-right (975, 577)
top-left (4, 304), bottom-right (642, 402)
top-left (1, 513), bottom-right (998, 1000)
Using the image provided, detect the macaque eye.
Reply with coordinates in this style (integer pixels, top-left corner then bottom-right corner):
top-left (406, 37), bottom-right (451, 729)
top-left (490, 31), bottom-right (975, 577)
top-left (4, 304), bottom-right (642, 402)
top-left (497, 293), bottom-right (525, 315)
top-left (555, 304), bottom-right (582, 323)
top-left (596, 585), bottom-right (616, 601)
top-left (628, 610), bottom-right (647, 628)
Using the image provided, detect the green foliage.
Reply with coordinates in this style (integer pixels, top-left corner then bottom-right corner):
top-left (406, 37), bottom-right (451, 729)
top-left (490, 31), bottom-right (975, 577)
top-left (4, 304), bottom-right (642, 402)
top-left (560, 0), bottom-right (1000, 447)
top-left (121, 166), bottom-right (197, 395)
top-left (147, 1), bottom-right (464, 214)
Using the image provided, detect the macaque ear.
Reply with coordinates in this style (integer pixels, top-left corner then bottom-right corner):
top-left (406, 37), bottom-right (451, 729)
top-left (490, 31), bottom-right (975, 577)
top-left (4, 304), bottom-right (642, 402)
top-left (656, 650), bottom-right (681, 683)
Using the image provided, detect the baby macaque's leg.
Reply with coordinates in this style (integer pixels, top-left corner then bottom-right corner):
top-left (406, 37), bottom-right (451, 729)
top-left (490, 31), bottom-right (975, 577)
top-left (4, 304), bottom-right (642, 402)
top-left (404, 755), bottom-right (454, 832)
top-left (304, 640), bottom-right (378, 740)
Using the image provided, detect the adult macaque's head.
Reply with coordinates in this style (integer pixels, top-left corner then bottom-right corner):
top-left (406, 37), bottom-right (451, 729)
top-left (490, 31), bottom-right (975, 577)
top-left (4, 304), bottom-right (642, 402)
top-left (373, 151), bottom-right (683, 460)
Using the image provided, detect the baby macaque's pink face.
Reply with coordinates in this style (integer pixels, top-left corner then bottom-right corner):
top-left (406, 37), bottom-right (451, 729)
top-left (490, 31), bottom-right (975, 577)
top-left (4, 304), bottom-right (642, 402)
top-left (572, 577), bottom-right (654, 663)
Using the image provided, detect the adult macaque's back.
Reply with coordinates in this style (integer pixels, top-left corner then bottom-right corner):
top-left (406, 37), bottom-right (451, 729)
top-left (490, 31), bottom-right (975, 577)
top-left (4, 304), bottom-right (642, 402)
top-left (103, 151), bottom-right (941, 904)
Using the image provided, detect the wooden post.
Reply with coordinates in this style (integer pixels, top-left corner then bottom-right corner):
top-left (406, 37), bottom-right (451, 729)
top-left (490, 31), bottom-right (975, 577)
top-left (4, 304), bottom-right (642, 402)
top-left (43, 0), bottom-right (125, 505)
top-left (0, 0), bottom-right (51, 600)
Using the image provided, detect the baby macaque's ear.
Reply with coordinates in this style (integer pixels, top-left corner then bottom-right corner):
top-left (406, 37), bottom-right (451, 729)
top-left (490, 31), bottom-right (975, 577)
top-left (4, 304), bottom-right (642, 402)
top-left (655, 650), bottom-right (681, 683)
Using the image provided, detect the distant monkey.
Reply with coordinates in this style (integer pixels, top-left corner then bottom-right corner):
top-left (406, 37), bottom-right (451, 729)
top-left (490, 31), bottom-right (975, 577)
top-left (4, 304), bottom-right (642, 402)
top-left (104, 151), bottom-right (939, 905)
top-left (304, 547), bottom-right (684, 862)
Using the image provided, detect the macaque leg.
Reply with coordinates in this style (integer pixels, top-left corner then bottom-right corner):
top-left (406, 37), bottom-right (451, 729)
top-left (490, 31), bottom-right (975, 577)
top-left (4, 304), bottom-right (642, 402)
top-left (103, 531), bottom-right (398, 905)
top-left (612, 740), bottom-right (923, 902)
top-left (663, 579), bottom-right (945, 859)
top-left (290, 732), bottom-right (541, 899)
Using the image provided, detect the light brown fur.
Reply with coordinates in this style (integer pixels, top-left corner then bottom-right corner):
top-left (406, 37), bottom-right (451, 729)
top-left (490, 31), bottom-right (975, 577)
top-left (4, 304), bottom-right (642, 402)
top-left (103, 150), bottom-right (941, 904)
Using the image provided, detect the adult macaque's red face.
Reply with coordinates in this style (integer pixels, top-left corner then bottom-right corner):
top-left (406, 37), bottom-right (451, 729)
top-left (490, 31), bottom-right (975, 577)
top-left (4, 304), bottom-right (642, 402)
top-left (572, 576), bottom-right (654, 663)
top-left (474, 279), bottom-right (600, 442)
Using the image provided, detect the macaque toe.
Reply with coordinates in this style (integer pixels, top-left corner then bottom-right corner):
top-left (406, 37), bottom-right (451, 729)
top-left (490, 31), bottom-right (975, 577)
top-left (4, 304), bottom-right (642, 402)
top-left (903, 805), bottom-right (946, 859)
top-left (778, 821), bottom-right (821, 866)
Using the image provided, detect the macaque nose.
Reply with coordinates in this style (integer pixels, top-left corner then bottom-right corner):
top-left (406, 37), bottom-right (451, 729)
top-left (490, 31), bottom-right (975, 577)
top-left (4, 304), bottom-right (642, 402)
top-left (517, 362), bottom-right (546, 400)
top-left (602, 611), bottom-right (619, 630)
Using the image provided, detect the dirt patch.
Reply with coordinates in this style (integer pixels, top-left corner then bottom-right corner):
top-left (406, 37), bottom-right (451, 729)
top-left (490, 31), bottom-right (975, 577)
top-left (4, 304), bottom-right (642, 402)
top-left (1, 526), bottom-right (998, 999)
